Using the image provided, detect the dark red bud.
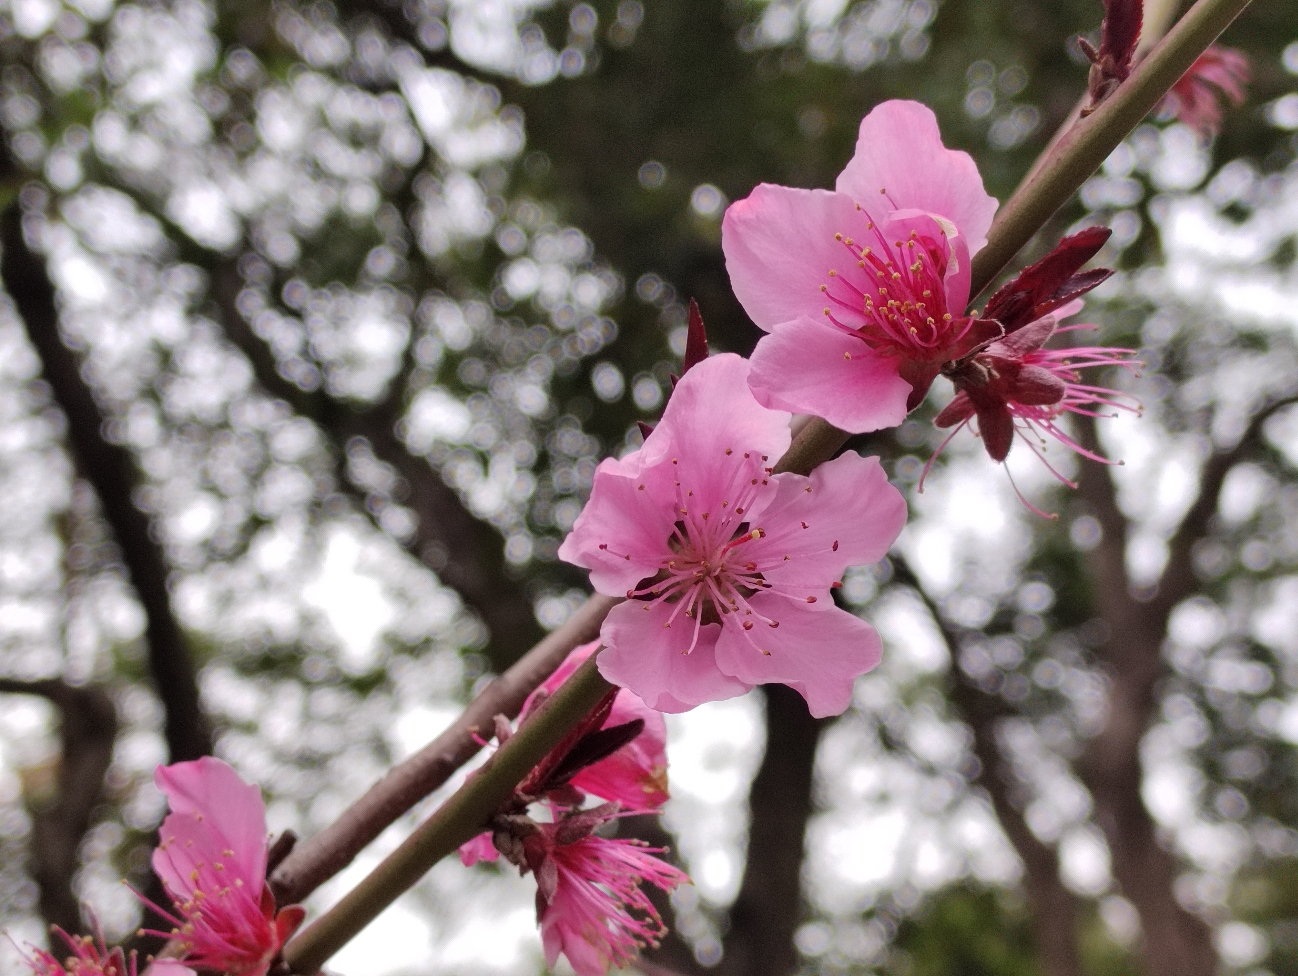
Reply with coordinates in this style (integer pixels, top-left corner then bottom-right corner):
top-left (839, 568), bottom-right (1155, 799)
top-left (1008, 365), bottom-right (1069, 405)
top-left (682, 298), bottom-right (709, 376)
top-left (977, 404), bottom-right (1016, 462)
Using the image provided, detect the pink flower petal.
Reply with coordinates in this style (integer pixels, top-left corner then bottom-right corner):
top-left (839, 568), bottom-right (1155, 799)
top-left (722, 185), bottom-right (870, 332)
top-left (459, 832), bottom-right (500, 866)
top-left (529, 641), bottom-right (670, 811)
top-left (714, 599), bottom-right (882, 718)
top-left (599, 602), bottom-right (753, 712)
top-left (150, 963), bottom-right (199, 976)
top-left (748, 318), bottom-right (912, 433)
top-left (750, 452), bottom-right (907, 588)
top-left (153, 757), bottom-right (267, 893)
top-left (558, 456), bottom-right (679, 595)
top-left (835, 100), bottom-right (997, 254)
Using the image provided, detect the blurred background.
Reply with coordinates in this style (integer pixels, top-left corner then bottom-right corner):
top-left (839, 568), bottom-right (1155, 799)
top-left (0, 1), bottom-right (1295, 974)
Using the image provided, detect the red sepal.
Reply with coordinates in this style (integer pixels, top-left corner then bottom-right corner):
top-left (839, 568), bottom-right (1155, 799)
top-left (983, 227), bottom-right (1112, 334)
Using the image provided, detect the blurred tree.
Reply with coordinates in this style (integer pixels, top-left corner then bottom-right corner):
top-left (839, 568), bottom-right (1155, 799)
top-left (0, 1), bottom-right (1296, 976)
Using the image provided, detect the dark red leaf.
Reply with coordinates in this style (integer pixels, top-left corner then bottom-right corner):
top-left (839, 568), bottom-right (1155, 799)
top-left (637, 420), bottom-right (655, 440)
top-left (1101, 0), bottom-right (1142, 82)
top-left (984, 227), bottom-right (1113, 333)
top-left (517, 688), bottom-right (619, 798)
top-left (544, 719), bottom-right (646, 790)
top-left (682, 298), bottom-right (709, 375)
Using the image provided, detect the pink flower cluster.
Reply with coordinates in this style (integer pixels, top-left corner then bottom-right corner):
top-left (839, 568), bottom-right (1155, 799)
top-left (139, 758), bottom-right (305, 976)
top-left (20, 925), bottom-right (192, 976)
top-left (19, 758), bottom-right (298, 976)
top-left (459, 642), bottom-right (687, 976)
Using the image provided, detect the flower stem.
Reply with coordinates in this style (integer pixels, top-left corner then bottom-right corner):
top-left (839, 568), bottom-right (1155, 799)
top-left (282, 653), bottom-right (615, 974)
top-left (968, 0), bottom-right (1255, 300)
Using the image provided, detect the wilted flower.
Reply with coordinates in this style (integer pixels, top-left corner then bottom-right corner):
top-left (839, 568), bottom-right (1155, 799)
top-left (140, 758), bottom-right (305, 976)
top-left (931, 309), bottom-right (1141, 503)
top-left (722, 100), bottom-right (999, 433)
top-left (559, 353), bottom-right (907, 717)
top-left (477, 804), bottom-right (688, 976)
top-left (1159, 46), bottom-right (1249, 137)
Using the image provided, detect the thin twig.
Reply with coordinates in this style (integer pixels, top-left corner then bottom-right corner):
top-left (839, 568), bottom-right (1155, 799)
top-left (969, 0), bottom-right (1254, 300)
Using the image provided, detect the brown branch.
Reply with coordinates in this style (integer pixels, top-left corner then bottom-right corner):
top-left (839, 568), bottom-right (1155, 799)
top-left (715, 684), bottom-right (825, 976)
top-left (0, 204), bottom-right (212, 764)
top-left (0, 679), bottom-right (117, 937)
top-left (1154, 391), bottom-right (1298, 618)
top-left (1074, 417), bottom-right (1216, 976)
top-left (269, 593), bottom-right (616, 905)
top-left (889, 559), bottom-right (1083, 976)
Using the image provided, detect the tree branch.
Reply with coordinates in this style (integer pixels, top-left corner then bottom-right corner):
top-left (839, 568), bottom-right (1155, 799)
top-left (208, 258), bottom-right (546, 670)
top-left (889, 559), bottom-right (1083, 976)
top-left (1073, 418), bottom-right (1217, 976)
top-left (269, 593), bottom-right (616, 905)
top-left (1154, 391), bottom-right (1298, 617)
top-left (716, 684), bottom-right (825, 976)
top-left (0, 204), bottom-right (212, 763)
top-left (0, 679), bottom-right (117, 938)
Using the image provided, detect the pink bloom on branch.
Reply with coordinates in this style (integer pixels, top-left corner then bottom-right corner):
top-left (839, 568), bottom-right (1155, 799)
top-left (931, 308), bottom-right (1141, 488)
top-left (538, 827), bottom-right (688, 976)
top-left (722, 100), bottom-right (999, 433)
top-left (523, 641), bottom-right (669, 812)
top-left (1159, 46), bottom-right (1250, 137)
top-left (20, 926), bottom-right (194, 976)
top-left (559, 353), bottom-right (907, 718)
top-left (141, 757), bottom-right (305, 976)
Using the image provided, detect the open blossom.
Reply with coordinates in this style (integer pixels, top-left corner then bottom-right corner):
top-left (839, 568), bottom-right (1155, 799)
top-left (722, 100), bottom-right (999, 433)
top-left (142, 758), bottom-right (305, 976)
top-left (538, 822), bottom-right (688, 976)
top-left (21, 927), bottom-right (193, 976)
top-left (1159, 46), bottom-right (1249, 137)
top-left (559, 353), bottom-right (907, 718)
top-left (932, 307), bottom-right (1141, 485)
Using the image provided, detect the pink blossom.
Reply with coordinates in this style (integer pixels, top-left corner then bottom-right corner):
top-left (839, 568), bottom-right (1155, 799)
top-left (19, 926), bottom-right (194, 976)
top-left (458, 641), bottom-right (670, 867)
top-left (722, 100), bottom-right (998, 432)
top-left (931, 306), bottom-right (1141, 491)
top-left (1159, 46), bottom-right (1249, 137)
top-left (525, 641), bottom-right (669, 812)
top-left (539, 828), bottom-right (688, 976)
top-left (141, 758), bottom-right (305, 976)
top-left (559, 353), bottom-right (907, 718)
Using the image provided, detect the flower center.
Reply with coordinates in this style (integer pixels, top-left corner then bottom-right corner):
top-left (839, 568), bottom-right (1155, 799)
top-left (819, 204), bottom-right (975, 363)
top-left (601, 448), bottom-right (834, 658)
